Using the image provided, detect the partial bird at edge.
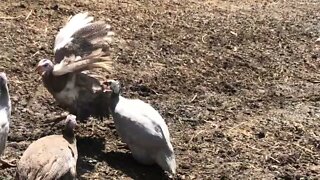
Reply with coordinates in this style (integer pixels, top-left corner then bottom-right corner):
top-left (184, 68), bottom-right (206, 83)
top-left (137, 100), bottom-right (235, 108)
top-left (0, 72), bottom-right (16, 169)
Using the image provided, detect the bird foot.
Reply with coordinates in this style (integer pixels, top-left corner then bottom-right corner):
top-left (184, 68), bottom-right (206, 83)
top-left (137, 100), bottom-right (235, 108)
top-left (118, 144), bottom-right (129, 150)
top-left (45, 114), bottom-right (68, 125)
top-left (90, 119), bottom-right (96, 136)
top-left (0, 159), bottom-right (16, 169)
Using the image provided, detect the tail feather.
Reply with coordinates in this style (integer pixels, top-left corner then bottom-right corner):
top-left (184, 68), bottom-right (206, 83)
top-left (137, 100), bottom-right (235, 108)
top-left (155, 148), bottom-right (177, 175)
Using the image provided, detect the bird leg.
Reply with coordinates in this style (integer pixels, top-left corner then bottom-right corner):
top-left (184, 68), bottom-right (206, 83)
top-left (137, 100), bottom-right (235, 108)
top-left (44, 112), bottom-right (69, 126)
top-left (91, 119), bottom-right (96, 135)
top-left (0, 158), bottom-right (16, 168)
top-left (118, 143), bottom-right (130, 150)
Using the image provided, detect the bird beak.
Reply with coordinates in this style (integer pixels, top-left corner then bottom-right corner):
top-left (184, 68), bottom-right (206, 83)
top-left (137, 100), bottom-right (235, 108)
top-left (103, 86), bottom-right (112, 93)
top-left (102, 82), bottom-right (112, 93)
top-left (35, 66), bottom-right (45, 76)
top-left (103, 89), bottom-right (112, 93)
top-left (35, 66), bottom-right (41, 73)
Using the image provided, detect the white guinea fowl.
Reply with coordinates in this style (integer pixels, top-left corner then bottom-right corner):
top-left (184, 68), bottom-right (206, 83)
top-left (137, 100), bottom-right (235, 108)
top-left (0, 72), bottom-right (14, 168)
top-left (16, 115), bottom-right (78, 180)
top-left (103, 80), bottom-right (177, 175)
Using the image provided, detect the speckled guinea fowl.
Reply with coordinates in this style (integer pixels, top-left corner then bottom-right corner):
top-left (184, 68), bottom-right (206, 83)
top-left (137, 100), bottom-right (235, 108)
top-left (316, 37), bottom-right (320, 45)
top-left (15, 115), bottom-right (78, 180)
top-left (36, 12), bottom-right (114, 121)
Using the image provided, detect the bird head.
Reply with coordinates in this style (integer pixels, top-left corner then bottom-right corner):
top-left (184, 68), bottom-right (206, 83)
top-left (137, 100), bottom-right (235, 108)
top-left (36, 59), bottom-right (54, 76)
top-left (0, 72), bottom-right (9, 96)
top-left (65, 114), bottom-right (77, 130)
top-left (0, 72), bottom-right (8, 87)
top-left (103, 79), bottom-right (121, 94)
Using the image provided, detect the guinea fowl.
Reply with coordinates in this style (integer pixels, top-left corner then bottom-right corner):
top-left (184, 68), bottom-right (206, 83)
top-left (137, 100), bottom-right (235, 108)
top-left (0, 72), bottom-right (14, 168)
top-left (103, 80), bottom-right (177, 175)
top-left (16, 114), bottom-right (78, 180)
top-left (36, 12), bottom-right (114, 121)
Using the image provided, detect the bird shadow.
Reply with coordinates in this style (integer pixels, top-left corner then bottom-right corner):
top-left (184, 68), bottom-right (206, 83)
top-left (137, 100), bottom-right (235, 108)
top-left (76, 136), bottom-right (105, 177)
top-left (101, 151), bottom-right (169, 180)
top-left (75, 136), bottom-right (169, 180)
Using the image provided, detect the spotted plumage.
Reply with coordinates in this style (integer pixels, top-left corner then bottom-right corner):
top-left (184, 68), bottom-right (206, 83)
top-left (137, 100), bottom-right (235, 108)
top-left (16, 115), bottom-right (78, 180)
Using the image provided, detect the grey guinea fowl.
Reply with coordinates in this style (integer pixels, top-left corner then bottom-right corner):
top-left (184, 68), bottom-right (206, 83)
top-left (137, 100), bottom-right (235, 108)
top-left (16, 114), bottom-right (78, 180)
top-left (0, 72), bottom-right (14, 168)
top-left (103, 80), bottom-right (177, 175)
top-left (36, 12), bottom-right (114, 121)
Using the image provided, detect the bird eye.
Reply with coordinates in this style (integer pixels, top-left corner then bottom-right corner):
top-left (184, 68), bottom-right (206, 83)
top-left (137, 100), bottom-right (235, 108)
top-left (43, 63), bottom-right (49, 67)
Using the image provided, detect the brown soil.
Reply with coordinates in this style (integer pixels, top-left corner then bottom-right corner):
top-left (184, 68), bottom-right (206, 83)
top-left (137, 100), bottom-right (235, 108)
top-left (0, 0), bottom-right (320, 179)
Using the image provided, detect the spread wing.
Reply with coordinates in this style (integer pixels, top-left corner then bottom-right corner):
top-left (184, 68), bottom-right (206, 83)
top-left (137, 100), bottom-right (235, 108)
top-left (52, 12), bottom-right (114, 76)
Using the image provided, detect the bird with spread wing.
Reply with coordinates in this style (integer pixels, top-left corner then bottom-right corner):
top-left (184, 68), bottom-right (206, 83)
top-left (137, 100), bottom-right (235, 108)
top-left (36, 12), bottom-right (114, 121)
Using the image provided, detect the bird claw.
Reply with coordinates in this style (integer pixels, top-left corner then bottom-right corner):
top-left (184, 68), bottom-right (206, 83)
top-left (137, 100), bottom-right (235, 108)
top-left (90, 118), bottom-right (96, 136)
top-left (45, 114), bottom-right (68, 125)
top-left (118, 144), bottom-right (129, 150)
top-left (0, 158), bottom-right (16, 169)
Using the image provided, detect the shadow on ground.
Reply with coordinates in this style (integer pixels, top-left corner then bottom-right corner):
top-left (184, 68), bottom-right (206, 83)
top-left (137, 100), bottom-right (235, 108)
top-left (76, 136), bottom-right (169, 180)
top-left (103, 151), bottom-right (169, 180)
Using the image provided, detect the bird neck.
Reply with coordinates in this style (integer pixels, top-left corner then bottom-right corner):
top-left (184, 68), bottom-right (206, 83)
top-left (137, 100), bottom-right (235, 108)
top-left (109, 93), bottom-right (120, 112)
top-left (62, 127), bottom-right (76, 144)
top-left (43, 71), bottom-right (70, 93)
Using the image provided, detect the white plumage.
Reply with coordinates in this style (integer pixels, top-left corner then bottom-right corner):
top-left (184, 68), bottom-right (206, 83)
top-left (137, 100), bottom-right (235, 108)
top-left (105, 80), bottom-right (177, 175)
top-left (0, 72), bottom-right (12, 167)
top-left (53, 75), bottom-right (78, 107)
top-left (0, 109), bottom-right (10, 157)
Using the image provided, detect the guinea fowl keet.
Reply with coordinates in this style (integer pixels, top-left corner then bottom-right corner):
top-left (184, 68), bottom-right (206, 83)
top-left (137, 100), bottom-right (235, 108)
top-left (0, 72), bottom-right (14, 168)
top-left (103, 80), bottom-right (177, 175)
top-left (36, 12), bottom-right (114, 121)
top-left (16, 114), bottom-right (78, 180)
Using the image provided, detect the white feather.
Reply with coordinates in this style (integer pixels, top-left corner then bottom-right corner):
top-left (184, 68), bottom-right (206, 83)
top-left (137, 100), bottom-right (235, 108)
top-left (0, 108), bottom-right (9, 155)
top-left (0, 72), bottom-right (10, 157)
top-left (111, 96), bottom-right (176, 174)
top-left (54, 12), bottom-right (94, 52)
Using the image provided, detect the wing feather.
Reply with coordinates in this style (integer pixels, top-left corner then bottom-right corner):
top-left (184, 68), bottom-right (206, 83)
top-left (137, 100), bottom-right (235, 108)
top-left (54, 12), bottom-right (94, 52)
top-left (52, 12), bottom-right (114, 76)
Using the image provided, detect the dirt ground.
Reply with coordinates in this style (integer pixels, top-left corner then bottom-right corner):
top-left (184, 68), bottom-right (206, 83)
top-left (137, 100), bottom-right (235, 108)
top-left (0, 0), bottom-right (320, 179)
